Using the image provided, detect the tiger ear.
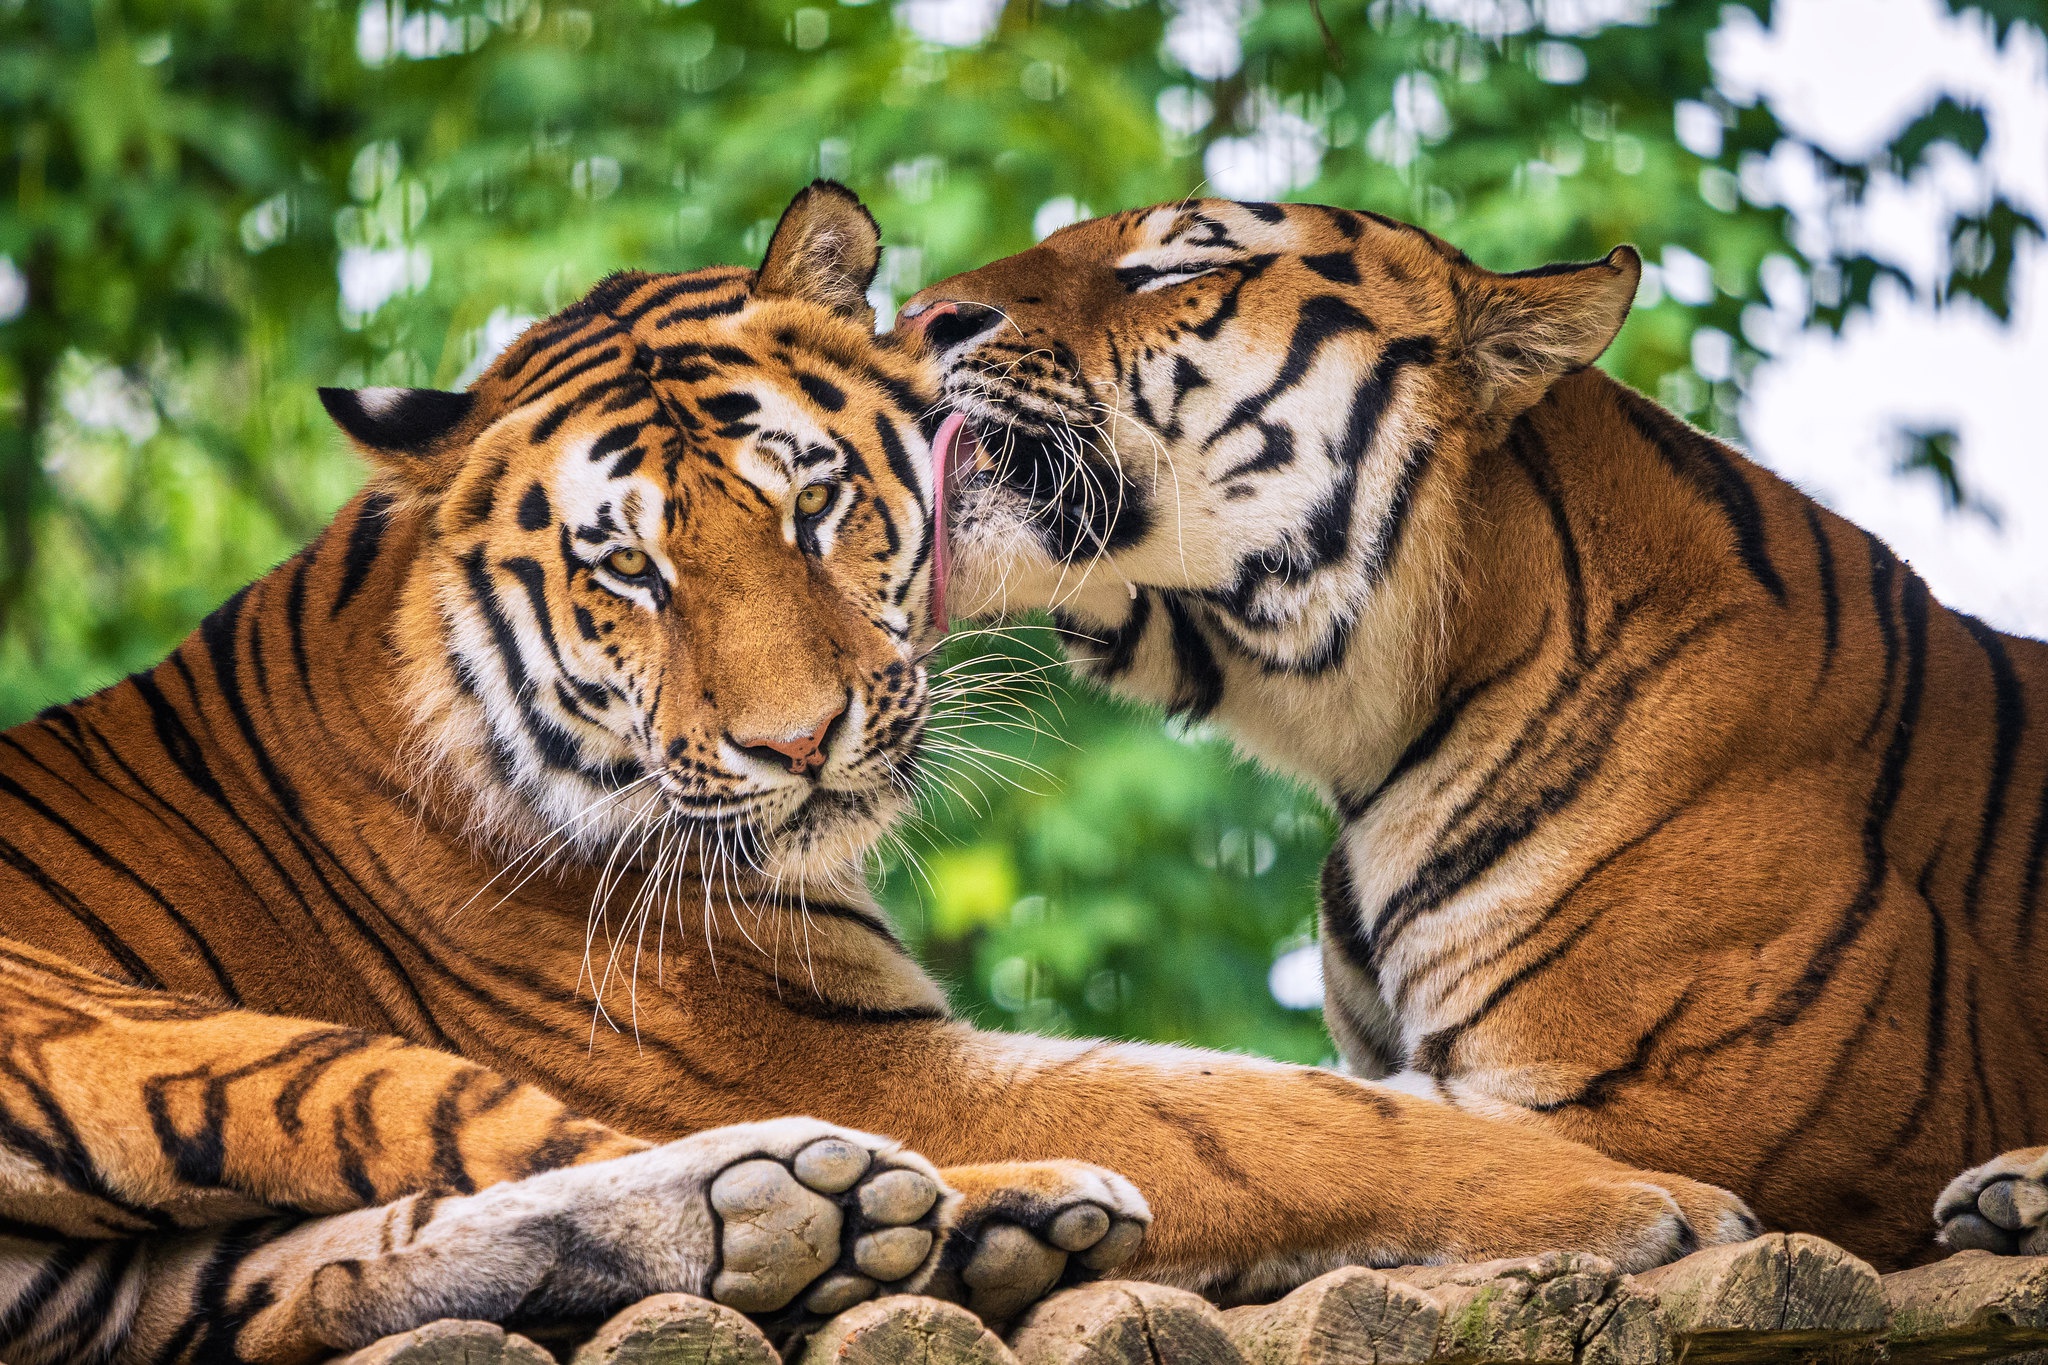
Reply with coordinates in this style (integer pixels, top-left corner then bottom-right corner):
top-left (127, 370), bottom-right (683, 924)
top-left (754, 180), bottom-right (882, 328)
top-left (1457, 246), bottom-right (1642, 423)
top-left (319, 386), bottom-right (476, 485)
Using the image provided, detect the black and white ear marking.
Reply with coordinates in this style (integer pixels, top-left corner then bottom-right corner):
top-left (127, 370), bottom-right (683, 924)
top-left (319, 386), bottom-right (476, 457)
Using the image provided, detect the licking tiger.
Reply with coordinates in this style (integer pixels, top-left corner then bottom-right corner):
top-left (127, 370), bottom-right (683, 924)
top-left (0, 183), bottom-right (1755, 1365)
top-left (906, 197), bottom-right (2048, 1272)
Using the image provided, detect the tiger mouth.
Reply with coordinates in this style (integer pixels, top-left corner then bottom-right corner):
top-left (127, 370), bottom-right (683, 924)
top-left (933, 406), bottom-right (1149, 596)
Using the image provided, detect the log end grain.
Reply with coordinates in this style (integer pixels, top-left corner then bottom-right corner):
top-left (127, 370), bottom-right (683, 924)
top-left (1009, 1281), bottom-right (1243, 1365)
top-left (568, 1293), bottom-right (777, 1365)
top-left (800, 1294), bottom-right (1017, 1365)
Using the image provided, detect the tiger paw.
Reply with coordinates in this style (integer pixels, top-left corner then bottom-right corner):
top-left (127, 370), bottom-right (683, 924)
top-left (925, 1161), bottom-right (1151, 1324)
top-left (1467, 1164), bottom-right (1758, 1275)
top-left (300, 1117), bottom-right (954, 1354)
top-left (1936, 1146), bottom-right (2048, 1255)
top-left (704, 1121), bottom-right (954, 1319)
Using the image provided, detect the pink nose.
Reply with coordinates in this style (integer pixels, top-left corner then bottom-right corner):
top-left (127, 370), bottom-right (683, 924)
top-left (733, 705), bottom-right (844, 775)
top-left (895, 298), bottom-right (959, 336)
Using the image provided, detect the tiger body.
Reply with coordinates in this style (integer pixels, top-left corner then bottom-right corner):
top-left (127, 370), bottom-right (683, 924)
top-left (0, 186), bottom-right (1755, 1365)
top-left (908, 198), bottom-right (2048, 1269)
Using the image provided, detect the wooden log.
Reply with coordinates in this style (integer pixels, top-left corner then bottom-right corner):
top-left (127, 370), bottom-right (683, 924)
top-left (567, 1294), bottom-right (777, 1365)
top-left (1386, 1252), bottom-right (1664, 1365)
top-left (1631, 1232), bottom-right (1886, 1363)
top-left (1222, 1266), bottom-right (1441, 1365)
top-left (1883, 1250), bottom-right (2048, 1364)
top-left (333, 1320), bottom-right (556, 1365)
top-left (1008, 1281), bottom-right (1245, 1365)
top-left (799, 1294), bottom-right (1018, 1365)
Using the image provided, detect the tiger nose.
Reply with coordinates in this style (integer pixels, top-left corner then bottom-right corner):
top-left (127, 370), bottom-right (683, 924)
top-left (897, 298), bottom-right (1002, 351)
top-left (731, 702), bottom-right (846, 776)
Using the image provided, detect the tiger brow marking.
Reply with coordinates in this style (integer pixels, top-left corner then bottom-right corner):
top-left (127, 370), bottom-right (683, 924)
top-left (1204, 293), bottom-right (1377, 450)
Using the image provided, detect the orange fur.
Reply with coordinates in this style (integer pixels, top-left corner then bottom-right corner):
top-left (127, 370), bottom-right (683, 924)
top-left (909, 198), bottom-right (2048, 1272)
top-left (0, 187), bottom-right (1756, 1365)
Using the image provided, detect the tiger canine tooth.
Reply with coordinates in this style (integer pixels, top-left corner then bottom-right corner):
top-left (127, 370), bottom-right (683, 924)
top-left (1047, 1204), bottom-right (1111, 1251)
top-left (857, 1169), bottom-right (940, 1224)
top-left (793, 1139), bottom-right (872, 1195)
top-left (853, 1226), bottom-right (935, 1281)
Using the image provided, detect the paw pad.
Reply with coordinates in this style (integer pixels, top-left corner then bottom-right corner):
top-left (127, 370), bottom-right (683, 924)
top-left (710, 1134), bottom-right (950, 1323)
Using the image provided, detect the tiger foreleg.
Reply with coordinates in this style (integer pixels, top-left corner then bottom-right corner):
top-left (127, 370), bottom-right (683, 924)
top-left (1936, 1146), bottom-right (2048, 1255)
top-left (17, 1119), bottom-right (953, 1365)
top-left (0, 937), bottom-right (639, 1239)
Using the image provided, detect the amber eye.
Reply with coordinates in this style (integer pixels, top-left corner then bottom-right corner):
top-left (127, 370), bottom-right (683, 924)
top-left (795, 482), bottom-right (833, 517)
top-left (606, 547), bottom-right (651, 578)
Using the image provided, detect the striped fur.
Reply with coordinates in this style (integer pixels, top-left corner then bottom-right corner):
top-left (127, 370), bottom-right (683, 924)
top-left (909, 198), bottom-right (2048, 1271)
top-left (0, 185), bottom-right (1762, 1363)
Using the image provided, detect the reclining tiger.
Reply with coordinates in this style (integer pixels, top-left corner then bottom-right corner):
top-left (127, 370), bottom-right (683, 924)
top-left (904, 197), bottom-right (2048, 1271)
top-left (0, 183), bottom-right (1756, 1365)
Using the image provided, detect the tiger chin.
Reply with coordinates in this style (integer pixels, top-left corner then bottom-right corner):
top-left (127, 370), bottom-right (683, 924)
top-left (0, 184), bottom-right (1759, 1365)
top-left (907, 199), bottom-right (2048, 1271)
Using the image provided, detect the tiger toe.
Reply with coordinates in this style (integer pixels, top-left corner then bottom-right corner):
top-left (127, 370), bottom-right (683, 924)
top-left (926, 1161), bottom-right (1151, 1324)
top-left (706, 1122), bottom-right (953, 1320)
top-left (1937, 1147), bottom-right (2048, 1256)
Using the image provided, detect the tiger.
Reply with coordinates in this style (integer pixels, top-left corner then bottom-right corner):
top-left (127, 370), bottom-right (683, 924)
top-left (903, 196), bottom-right (2048, 1272)
top-left (0, 182), bottom-right (1758, 1365)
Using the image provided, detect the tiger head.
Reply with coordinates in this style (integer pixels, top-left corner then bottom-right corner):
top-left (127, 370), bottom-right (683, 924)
top-left (320, 184), bottom-right (937, 890)
top-left (901, 201), bottom-right (1638, 772)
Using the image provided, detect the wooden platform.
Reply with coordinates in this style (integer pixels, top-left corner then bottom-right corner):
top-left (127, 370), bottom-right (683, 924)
top-left (333, 1237), bottom-right (2048, 1364)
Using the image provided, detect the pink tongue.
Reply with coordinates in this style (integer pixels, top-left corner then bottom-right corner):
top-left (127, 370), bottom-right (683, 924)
top-left (930, 412), bottom-right (973, 632)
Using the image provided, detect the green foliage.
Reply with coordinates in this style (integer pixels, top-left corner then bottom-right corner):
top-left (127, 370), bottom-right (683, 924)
top-left (0, 0), bottom-right (2031, 1059)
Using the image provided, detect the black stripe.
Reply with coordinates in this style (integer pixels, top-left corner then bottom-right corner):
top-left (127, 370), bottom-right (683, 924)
top-left (1349, 616), bottom-right (1552, 821)
top-left (0, 830), bottom-right (163, 988)
top-left (1804, 503), bottom-right (1840, 679)
top-left (1409, 805), bottom-right (1685, 1063)
top-left (1506, 420), bottom-right (1588, 662)
top-left (331, 493), bottom-right (394, 618)
top-left (0, 736), bottom-right (240, 1001)
top-left (1732, 566), bottom-right (1931, 1049)
top-left (1056, 593), bottom-right (1155, 683)
top-left (1160, 594), bottom-right (1225, 721)
top-left (1859, 534), bottom-right (1901, 748)
top-left (1205, 294), bottom-right (1376, 448)
top-left (1333, 335), bottom-right (1434, 469)
top-left (523, 345), bottom-right (624, 417)
top-left (1362, 439), bottom-right (1435, 587)
top-left (1880, 845), bottom-right (1950, 1158)
top-left (1958, 614), bottom-right (2024, 924)
top-left (2021, 765), bottom-right (2048, 953)
top-left (1614, 387), bottom-right (1787, 605)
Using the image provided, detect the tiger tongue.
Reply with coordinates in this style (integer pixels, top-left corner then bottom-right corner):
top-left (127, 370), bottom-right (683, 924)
top-left (929, 412), bottom-right (977, 632)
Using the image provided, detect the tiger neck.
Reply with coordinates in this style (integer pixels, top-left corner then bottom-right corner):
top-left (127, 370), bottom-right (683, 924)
top-left (1335, 367), bottom-right (1771, 1034)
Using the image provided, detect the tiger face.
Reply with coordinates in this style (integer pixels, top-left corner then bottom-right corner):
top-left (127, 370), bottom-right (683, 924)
top-left (322, 185), bottom-right (938, 887)
top-left (902, 201), bottom-right (1638, 767)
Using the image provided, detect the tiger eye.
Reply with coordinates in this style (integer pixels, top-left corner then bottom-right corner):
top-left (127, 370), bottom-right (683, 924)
top-left (606, 547), bottom-right (650, 577)
top-left (796, 483), bottom-right (832, 516)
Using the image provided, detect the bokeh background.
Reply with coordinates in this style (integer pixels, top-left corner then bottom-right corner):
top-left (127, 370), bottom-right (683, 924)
top-left (4, 0), bottom-right (2043, 1063)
